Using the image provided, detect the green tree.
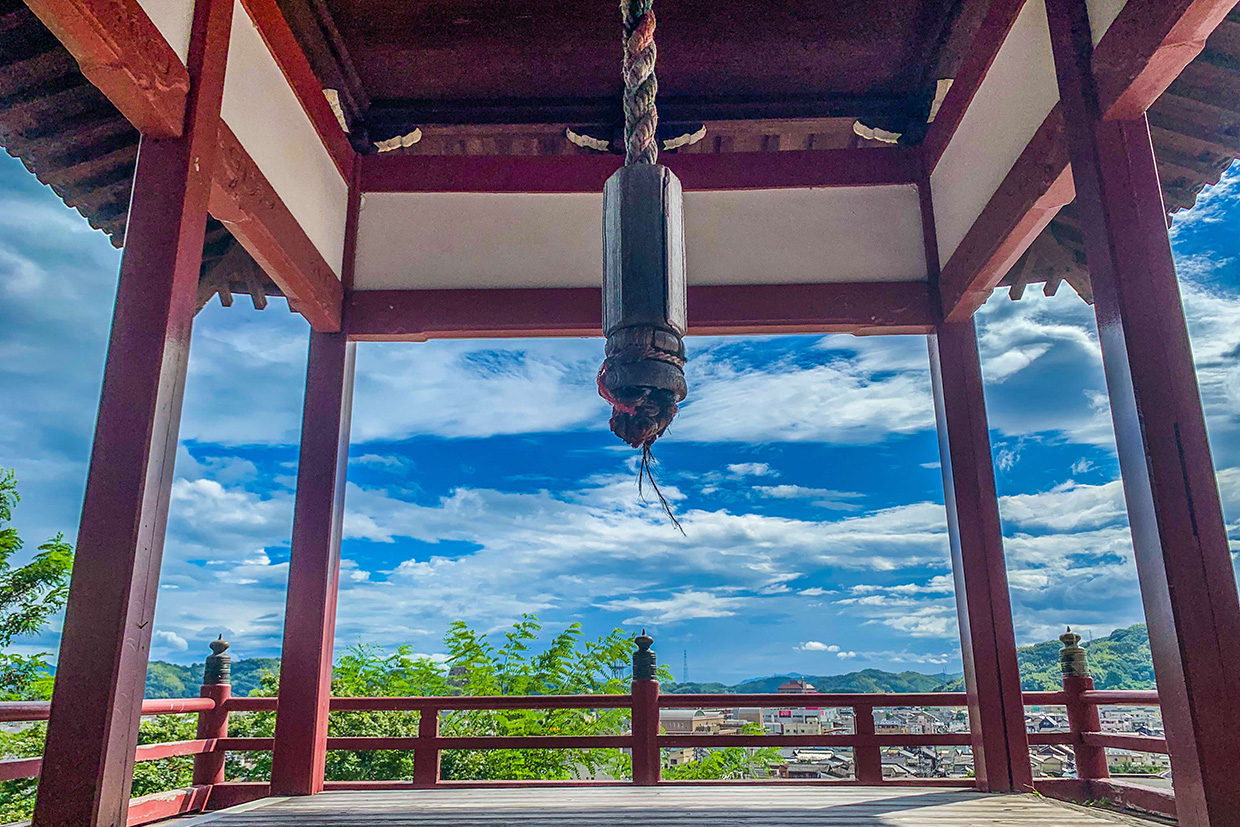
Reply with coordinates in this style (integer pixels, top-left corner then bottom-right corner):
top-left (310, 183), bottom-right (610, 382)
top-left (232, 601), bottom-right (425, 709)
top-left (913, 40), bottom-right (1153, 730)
top-left (0, 468), bottom-right (74, 700)
top-left (228, 615), bottom-right (774, 783)
top-left (0, 468), bottom-right (75, 820)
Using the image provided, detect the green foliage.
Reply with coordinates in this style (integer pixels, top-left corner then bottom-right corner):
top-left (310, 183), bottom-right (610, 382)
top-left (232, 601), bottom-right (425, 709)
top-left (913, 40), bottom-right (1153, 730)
top-left (1110, 761), bottom-right (1164, 775)
top-left (227, 616), bottom-right (769, 784)
top-left (0, 723), bottom-right (45, 823)
top-left (932, 624), bottom-right (1156, 692)
top-left (1016, 625), bottom-right (1154, 691)
top-left (0, 469), bottom-right (74, 701)
top-left (131, 715), bottom-right (198, 798)
top-left (0, 469), bottom-right (74, 821)
top-left (145, 657), bottom-right (281, 699)
top-left (662, 723), bottom-right (779, 780)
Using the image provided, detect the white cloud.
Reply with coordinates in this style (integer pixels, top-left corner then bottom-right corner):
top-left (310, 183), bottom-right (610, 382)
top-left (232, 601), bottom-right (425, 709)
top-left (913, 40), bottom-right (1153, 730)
top-left (597, 590), bottom-right (748, 624)
top-left (726, 462), bottom-right (777, 478)
top-left (153, 630), bottom-right (189, 652)
top-left (798, 641), bottom-right (840, 652)
top-left (674, 345), bottom-right (935, 443)
top-left (754, 485), bottom-right (864, 511)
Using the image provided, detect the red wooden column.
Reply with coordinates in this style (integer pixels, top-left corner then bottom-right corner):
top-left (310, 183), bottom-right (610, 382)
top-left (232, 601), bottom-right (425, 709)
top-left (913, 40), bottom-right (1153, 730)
top-left (1047, 1), bottom-right (1240, 823)
top-left (269, 331), bottom-right (356, 795)
top-left (928, 318), bottom-right (1033, 793)
top-left (32, 1), bottom-right (233, 824)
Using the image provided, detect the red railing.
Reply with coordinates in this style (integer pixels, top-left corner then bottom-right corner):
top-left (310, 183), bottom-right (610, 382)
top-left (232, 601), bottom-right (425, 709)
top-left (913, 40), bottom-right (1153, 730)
top-left (0, 651), bottom-right (1173, 822)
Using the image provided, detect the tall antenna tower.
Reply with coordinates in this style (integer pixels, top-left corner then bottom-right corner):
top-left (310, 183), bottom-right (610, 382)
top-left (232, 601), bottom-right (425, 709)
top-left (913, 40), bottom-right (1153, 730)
top-left (683, 649), bottom-right (688, 683)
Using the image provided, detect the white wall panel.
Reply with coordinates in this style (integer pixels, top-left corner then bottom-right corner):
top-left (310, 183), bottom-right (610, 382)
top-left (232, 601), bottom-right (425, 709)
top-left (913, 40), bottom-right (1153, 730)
top-left (137, 0), bottom-right (195, 64)
top-left (353, 185), bottom-right (927, 290)
top-left (930, 0), bottom-right (1059, 266)
top-left (221, 0), bottom-right (347, 277)
top-left (1087, 0), bottom-right (1128, 44)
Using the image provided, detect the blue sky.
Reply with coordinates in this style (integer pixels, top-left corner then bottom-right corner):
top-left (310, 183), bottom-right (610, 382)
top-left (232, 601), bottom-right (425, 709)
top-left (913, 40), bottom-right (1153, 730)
top-left (1, 152), bottom-right (1238, 683)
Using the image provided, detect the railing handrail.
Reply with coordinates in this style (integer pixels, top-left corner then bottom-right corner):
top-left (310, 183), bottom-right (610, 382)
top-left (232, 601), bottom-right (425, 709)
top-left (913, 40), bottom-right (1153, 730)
top-left (0, 696), bottom-right (215, 723)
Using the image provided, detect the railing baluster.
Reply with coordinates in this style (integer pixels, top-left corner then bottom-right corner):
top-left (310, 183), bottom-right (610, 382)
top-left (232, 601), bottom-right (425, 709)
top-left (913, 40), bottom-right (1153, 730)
top-left (193, 637), bottom-right (231, 786)
top-left (853, 704), bottom-right (883, 784)
top-left (414, 705), bottom-right (441, 788)
top-left (630, 632), bottom-right (661, 785)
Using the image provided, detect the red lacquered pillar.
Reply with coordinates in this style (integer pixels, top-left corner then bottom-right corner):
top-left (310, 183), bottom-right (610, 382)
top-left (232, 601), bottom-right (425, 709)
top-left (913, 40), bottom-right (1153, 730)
top-left (1047, 0), bottom-right (1240, 823)
top-left (32, 0), bottom-right (233, 824)
top-left (270, 332), bottom-right (356, 795)
top-left (929, 318), bottom-right (1033, 793)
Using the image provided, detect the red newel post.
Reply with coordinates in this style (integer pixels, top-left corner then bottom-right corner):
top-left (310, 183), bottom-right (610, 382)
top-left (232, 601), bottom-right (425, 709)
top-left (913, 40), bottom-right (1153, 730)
top-left (413, 706), bottom-right (440, 788)
top-left (1059, 629), bottom-right (1107, 781)
top-left (630, 631), bottom-right (660, 785)
top-left (193, 637), bottom-right (232, 786)
top-left (853, 705), bottom-right (883, 784)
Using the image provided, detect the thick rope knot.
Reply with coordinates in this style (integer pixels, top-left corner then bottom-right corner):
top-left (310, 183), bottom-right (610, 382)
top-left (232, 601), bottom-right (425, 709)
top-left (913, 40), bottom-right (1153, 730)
top-left (597, 325), bottom-right (686, 449)
top-left (622, 0), bottom-right (658, 165)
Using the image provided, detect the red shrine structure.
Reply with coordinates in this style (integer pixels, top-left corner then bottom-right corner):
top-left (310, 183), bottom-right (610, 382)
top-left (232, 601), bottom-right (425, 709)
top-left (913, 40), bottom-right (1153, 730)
top-left (2, 0), bottom-right (1240, 824)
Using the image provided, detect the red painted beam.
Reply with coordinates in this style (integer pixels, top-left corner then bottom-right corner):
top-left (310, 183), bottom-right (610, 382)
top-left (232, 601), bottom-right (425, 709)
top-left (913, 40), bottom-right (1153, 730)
top-left (32, 0), bottom-right (234, 823)
top-left (22, 0), bottom-right (190, 137)
top-left (1048, 0), bottom-right (1240, 822)
top-left (1081, 690), bottom-right (1161, 705)
top-left (202, 782), bottom-right (271, 810)
top-left (133, 739), bottom-right (215, 762)
top-left (331, 694), bottom-right (633, 711)
top-left (929, 318), bottom-right (1033, 793)
top-left (210, 123), bottom-right (343, 332)
top-left (922, 0), bottom-right (1031, 171)
top-left (269, 332), bottom-right (355, 796)
top-left (1038, 778), bottom-right (1178, 821)
top-left (345, 282), bottom-right (935, 341)
top-left (359, 148), bottom-right (920, 194)
top-left (1082, 733), bottom-right (1170, 753)
top-left (1093, 0), bottom-right (1240, 120)
top-left (125, 785), bottom-right (211, 827)
top-left (236, 0), bottom-right (354, 180)
top-left (0, 757), bottom-right (41, 782)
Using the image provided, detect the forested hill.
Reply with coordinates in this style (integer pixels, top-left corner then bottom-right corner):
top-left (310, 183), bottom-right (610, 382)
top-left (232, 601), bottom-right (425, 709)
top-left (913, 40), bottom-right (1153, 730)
top-left (145, 658), bottom-right (278, 699)
top-left (143, 624), bottom-right (1154, 699)
top-left (1015, 623), bottom-right (1153, 690)
top-left (662, 669), bottom-right (949, 695)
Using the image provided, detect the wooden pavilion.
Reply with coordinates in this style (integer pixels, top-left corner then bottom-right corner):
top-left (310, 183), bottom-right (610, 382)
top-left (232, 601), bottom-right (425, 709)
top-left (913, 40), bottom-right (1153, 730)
top-left (2, 0), bottom-right (1240, 824)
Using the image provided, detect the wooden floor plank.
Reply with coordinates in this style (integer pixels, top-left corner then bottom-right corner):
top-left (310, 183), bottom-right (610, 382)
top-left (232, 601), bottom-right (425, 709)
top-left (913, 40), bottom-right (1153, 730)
top-left (177, 788), bottom-right (1143, 826)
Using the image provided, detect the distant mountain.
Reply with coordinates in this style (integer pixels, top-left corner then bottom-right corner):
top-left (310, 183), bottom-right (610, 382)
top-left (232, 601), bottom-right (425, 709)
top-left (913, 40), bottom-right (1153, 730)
top-left (1016, 623), bottom-right (1154, 690)
top-left (663, 669), bottom-right (948, 695)
top-left (936, 624), bottom-right (1154, 692)
top-left (143, 625), bottom-right (1155, 699)
top-left (145, 658), bottom-right (280, 699)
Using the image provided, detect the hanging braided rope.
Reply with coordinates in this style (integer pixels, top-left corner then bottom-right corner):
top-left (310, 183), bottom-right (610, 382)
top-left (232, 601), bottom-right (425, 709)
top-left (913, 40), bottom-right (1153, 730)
top-left (622, 0), bottom-right (658, 165)
top-left (597, 0), bottom-right (687, 533)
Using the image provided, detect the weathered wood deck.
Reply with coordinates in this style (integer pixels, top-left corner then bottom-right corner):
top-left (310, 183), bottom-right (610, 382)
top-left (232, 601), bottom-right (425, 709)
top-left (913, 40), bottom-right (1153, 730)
top-left (174, 787), bottom-right (1153, 826)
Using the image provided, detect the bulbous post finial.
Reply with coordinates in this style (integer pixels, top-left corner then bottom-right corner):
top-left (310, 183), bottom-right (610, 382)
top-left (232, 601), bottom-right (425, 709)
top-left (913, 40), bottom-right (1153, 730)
top-left (203, 635), bottom-right (232, 685)
top-left (633, 629), bottom-right (657, 681)
top-left (1059, 627), bottom-right (1089, 678)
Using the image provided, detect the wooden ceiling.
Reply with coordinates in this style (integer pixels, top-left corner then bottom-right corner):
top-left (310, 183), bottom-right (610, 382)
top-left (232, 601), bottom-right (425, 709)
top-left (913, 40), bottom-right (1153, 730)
top-left (288, 0), bottom-right (980, 145)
